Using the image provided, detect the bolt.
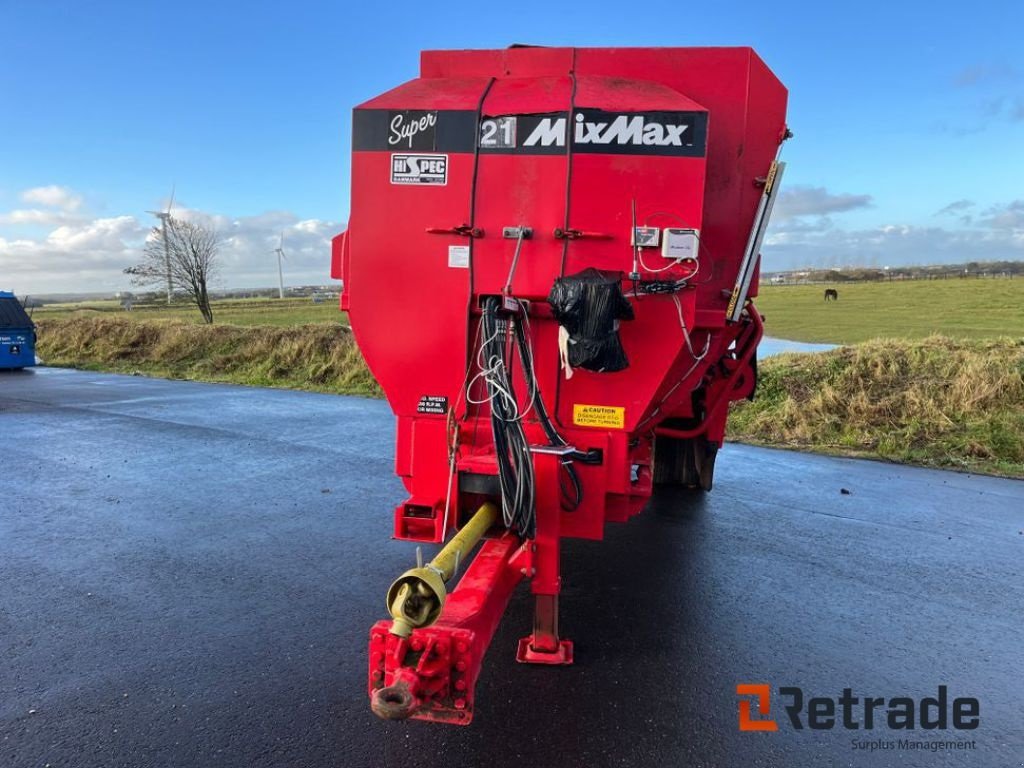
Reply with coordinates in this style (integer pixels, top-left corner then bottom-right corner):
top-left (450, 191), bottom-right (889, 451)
top-left (411, 639), bottom-right (423, 652)
top-left (455, 661), bottom-right (467, 672)
top-left (455, 680), bottom-right (467, 691)
top-left (454, 698), bottom-right (466, 710)
top-left (456, 641), bottom-right (468, 654)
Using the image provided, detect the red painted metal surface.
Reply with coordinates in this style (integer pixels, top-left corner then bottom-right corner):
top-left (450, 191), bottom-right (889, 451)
top-left (339, 46), bottom-right (788, 724)
top-left (369, 533), bottom-right (525, 724)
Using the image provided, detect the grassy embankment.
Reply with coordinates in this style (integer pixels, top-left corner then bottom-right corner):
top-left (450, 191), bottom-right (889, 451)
top-left (36, 315), bottom-right (380, 397)
top-left (728, 336), bottom-right (1024, 477)
top-left (31, 281), bottom-right (1024, 477)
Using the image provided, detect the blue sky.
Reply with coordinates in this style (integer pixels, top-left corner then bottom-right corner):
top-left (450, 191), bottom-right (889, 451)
top-left (1, 0), bottom-right (1022, 293)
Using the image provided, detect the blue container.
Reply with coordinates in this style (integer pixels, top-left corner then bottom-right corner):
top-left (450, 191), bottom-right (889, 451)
top-left (0, 291), bottom-right (36, 369)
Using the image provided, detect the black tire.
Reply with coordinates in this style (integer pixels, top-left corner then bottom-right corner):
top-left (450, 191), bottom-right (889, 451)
top-left (653, 432), bottom-right (717, 491)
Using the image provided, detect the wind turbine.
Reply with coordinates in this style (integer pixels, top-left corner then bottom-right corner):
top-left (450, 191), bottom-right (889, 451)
top-left (274, 232), bottom-right (287, 299)
top-left (146, 185), bottom-right (175, 304)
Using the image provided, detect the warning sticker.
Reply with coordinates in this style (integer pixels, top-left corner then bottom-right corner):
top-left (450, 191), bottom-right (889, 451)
top-left (572, 404), bottom-right (625, 429)
top-left (448, 245), bottom-right (469, 268)
top-left (416, 395), bottom-right (449, 415)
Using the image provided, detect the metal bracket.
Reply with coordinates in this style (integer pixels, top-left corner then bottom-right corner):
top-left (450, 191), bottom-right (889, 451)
top-left (529, 444), bottom-right (576, 456)
top-left (553, 228), bottom-right (612, 240)
top-left (427, 225), bottom-right (484, 238)
top-left (502, 226), bottom-right (532, 240)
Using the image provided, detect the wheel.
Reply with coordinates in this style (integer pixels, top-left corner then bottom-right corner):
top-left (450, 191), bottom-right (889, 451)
top-left (692, 436), bottom-right (717, 490)
top-left (653, 431), bottom-right (717, 491)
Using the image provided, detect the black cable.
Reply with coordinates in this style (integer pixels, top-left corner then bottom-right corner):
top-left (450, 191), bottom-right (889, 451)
top-left (510, 309), bottom-right (584, 512)
top-left (481, 297), bottom-right (535, 538)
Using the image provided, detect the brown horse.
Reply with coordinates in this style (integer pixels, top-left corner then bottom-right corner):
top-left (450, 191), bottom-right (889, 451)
top-left (824, 289), bottom-right (838, 301)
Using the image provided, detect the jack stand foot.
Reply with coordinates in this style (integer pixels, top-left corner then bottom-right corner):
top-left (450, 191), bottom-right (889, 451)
top-left (515, 594), bottom-right (573, 665)
top-left (515, 636), bottom-right (574, 665)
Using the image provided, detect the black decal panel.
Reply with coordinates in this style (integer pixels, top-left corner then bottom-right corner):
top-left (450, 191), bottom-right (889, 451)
top-left (353, 109), bottom-right (707, 156)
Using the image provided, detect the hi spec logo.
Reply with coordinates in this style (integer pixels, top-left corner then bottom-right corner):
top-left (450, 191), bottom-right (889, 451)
top-left (390, 154), bottom-right (447, 186)
top-left (737, 684), bottom-right (980, 732)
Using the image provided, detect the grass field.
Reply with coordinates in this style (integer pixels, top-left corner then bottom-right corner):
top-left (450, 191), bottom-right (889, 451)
top-left (31, 297), bottom-right (344, 327)
top-left (755, 279), bottom-right (1024, 343)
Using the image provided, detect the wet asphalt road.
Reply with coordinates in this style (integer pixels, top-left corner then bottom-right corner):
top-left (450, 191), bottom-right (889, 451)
top-left (1, 367), bottom-right (1022, 768)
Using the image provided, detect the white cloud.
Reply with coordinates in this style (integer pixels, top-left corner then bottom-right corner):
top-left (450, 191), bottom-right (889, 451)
top-left (773, 185), bottom-right (872, 221)
top-left (936, 199), bottom-right (975, 217)
top-left (0, 186), bottom-right (341, 295)
top-left (764, 218), bottom-right (1024, 271)
top-left (978, 200), bottom-right (1024, 230)
top-left (6, 183), bottom-right (1019, 294)
top-left (953, 62), bottom-right (1020, 88)
top-left (764, 186), bottom-right (1023, 271)
top-left (20, 185), bottom-right (83, 211)
top-left (0, 208), bottom-right (79, 226)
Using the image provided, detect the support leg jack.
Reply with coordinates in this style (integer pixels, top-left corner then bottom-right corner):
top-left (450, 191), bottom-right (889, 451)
top-left (516, 594), bottom-right (573, 665)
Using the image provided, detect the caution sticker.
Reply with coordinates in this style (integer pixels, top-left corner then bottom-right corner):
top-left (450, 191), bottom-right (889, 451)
top-left (572, 404), bottom-right (625, 429)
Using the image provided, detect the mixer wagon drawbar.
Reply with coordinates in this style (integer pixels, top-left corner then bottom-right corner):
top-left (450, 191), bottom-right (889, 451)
top-left (331, 46), bottom-right (789, 724)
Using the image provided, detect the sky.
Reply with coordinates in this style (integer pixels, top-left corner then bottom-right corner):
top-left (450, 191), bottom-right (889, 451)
top-left (1, 0), bottom-right (1022, 294)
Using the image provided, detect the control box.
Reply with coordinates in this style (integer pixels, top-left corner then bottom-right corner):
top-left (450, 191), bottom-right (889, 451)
top-left (662, 228), bottom-right (699, 261)
top-left (631, 227), bottom-right (661, 248)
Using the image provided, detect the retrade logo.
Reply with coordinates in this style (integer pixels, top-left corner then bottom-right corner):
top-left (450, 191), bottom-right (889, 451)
top-left (737, 684), bottom-right (779, 731)
top-left (736, 684), bottom-right (980, 732)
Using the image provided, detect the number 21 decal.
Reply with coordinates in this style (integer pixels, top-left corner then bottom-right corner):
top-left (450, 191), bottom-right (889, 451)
top-left (478, 116), bottom-right (518, 148)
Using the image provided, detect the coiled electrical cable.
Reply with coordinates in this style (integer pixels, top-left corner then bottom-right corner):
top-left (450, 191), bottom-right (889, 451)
top-left (481, 297), bottom-right (535, 538)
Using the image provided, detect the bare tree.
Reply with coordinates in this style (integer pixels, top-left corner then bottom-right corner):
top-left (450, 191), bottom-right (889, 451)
top-left (126, 217), bottom-right (220, 323)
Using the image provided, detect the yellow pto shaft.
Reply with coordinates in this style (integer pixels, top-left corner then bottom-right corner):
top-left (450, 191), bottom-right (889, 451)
top-left (385, 502), bottom-right (498, 638)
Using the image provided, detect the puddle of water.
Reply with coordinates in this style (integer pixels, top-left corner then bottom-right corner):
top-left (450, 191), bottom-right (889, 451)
top-left (759, 336), bottom-right (837, 358)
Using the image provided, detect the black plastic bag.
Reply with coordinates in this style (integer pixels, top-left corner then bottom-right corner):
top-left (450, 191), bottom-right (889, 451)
top-left (547, 269), bottom-right (634, 373)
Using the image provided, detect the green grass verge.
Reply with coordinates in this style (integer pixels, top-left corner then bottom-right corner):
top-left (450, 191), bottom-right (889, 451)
top-left (728, 336), bottom-right (1024, 478)
top-left (755, 279), bottom-right (1024, 343)
top-left (36, 316), bottom-right (380, 397)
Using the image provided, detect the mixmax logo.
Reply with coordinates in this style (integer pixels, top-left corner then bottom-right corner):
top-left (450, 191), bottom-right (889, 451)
top-left (523, 112), bottom-right (692, 148)
top-left (524, 112), bottom-right (692, 147)
top-left (737, 684), bottom-right (980, 732)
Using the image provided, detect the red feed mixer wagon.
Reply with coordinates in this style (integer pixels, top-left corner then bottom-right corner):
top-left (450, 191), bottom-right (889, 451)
top-left (331, 45), bottom-right (789, 725)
